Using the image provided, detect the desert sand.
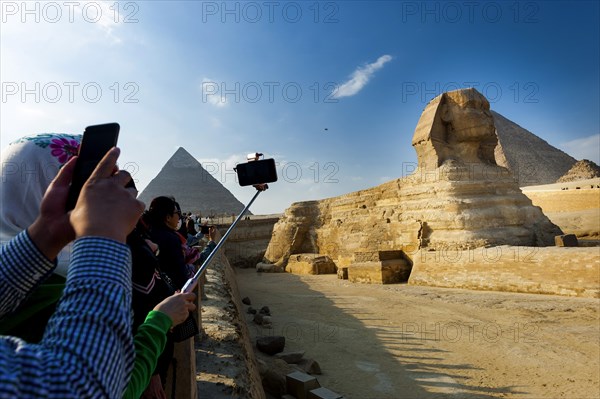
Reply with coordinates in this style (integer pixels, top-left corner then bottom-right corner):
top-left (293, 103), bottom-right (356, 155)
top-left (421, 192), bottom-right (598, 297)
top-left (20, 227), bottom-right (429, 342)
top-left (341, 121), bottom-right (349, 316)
top-left (236, 269), bottom-right (599, 399)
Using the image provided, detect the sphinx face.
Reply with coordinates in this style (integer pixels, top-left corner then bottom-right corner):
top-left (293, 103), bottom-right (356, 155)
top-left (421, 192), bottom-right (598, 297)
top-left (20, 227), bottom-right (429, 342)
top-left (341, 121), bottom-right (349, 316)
top-left (443, 102), bottom-right (496, 143)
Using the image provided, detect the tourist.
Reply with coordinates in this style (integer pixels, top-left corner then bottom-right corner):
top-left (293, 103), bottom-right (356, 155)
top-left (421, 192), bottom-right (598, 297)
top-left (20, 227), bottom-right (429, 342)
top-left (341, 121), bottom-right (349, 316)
top-left (186, 217), bottom-right (199, 246)
top-left (0, 134), bottom-right (196, 399)
top-left (0, 145), bottom-right (144, 398)
top-left (146, 197), bottom-right (219, 288)
top-left (123, 291), bottom-right (196, 399)
top-left (0, 133), bottom-right (81, 341)
top-left (146, 197), bottom-right (189, 288)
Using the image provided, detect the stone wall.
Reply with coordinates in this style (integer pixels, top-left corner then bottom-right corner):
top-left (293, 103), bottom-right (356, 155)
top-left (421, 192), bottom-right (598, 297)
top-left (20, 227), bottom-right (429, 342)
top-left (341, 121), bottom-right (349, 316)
top-left (408, 246), bottom-right (600, 298)
top-left (220, 217), bottom-right (280, 268)
top-left (522, 180), bottom-right (600, 238)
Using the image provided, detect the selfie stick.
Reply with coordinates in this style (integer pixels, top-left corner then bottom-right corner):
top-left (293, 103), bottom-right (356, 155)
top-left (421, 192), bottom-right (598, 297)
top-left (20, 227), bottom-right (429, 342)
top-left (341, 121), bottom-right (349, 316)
top-left (181, 185), bottom-right (266, 293)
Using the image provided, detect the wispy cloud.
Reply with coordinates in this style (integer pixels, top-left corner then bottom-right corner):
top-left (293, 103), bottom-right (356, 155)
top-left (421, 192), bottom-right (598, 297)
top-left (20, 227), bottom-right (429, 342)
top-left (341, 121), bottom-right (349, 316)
top-left (560, 134), bottom-right (600, 164)
top-left (332, 55), bottom-right (392, 99)
top-left (201, 78), bottom-right (228, 108)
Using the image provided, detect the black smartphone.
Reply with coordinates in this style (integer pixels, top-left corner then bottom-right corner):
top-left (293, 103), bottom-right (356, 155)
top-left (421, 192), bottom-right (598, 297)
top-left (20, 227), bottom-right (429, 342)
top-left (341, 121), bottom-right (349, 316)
top-left (235, 158), bottom-right (278, 186)
top-left (66, 123), bottom-right (120, 210)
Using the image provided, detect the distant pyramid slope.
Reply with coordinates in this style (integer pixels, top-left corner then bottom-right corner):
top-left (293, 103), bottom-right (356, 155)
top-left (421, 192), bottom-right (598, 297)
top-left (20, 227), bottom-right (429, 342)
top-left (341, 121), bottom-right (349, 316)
top-left (137, 147), bottom-right (248, 216)
top-left (557, 159), bottom-right (600, 182)
top-left (492, 111), bottom-right (577, 186)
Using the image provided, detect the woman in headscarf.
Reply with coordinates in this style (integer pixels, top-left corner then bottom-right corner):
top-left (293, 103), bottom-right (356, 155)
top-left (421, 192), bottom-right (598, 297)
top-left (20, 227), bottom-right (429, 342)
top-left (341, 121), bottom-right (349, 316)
top-left (0, 133), bottom-right (196, 398)
top-left (0, 133), bottom-right (81, 341)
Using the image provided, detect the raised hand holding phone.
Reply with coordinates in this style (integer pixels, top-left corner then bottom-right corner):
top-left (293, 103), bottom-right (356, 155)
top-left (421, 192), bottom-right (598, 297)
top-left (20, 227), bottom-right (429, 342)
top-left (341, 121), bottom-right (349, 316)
top-left (66, 123), bottom-right (120, 211)
top-left (181, 153), bottom-right (277, 294)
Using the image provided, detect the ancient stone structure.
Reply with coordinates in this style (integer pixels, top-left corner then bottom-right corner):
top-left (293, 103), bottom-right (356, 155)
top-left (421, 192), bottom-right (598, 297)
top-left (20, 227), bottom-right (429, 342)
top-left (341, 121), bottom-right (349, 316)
top-left (138, 147), bottom-right (246, 215)
top-left (347, 251), bottom-right (411, 284)
top-left (263, 88), bottom-right (563, 283)
top-left (285, 254), bottom-right (336, 275)
top-left (556, 159), bottom-right (600, 182)
top-left (408, 246), bottom-right (599, 298)
top-left (522, 178), bottom-right (600, 238)
top-left (493, 111), bottom-right (577, 186)
top-left (221, 217), bottom-right (280, 268)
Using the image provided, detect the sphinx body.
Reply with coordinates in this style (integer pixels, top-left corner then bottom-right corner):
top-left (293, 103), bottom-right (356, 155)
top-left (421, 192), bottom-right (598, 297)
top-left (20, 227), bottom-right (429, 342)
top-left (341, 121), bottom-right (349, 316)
top-left (264, 88), bottom-right (562, 268)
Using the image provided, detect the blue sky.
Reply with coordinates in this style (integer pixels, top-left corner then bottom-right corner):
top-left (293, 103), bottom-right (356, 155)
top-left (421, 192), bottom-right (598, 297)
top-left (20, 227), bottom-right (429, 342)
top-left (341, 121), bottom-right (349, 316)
top-left (1, 1), bottom-right (599, 214)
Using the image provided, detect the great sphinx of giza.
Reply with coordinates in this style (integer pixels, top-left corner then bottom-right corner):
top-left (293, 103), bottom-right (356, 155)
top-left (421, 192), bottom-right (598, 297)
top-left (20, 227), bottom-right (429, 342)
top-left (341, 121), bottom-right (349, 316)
top-left (263, 88), bottom-right (562, 275)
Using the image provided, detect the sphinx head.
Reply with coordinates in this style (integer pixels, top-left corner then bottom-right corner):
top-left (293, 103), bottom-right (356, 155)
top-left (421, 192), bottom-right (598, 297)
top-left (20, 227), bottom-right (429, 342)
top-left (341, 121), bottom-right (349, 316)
top-left (412, 88), bottom-right (498, 167)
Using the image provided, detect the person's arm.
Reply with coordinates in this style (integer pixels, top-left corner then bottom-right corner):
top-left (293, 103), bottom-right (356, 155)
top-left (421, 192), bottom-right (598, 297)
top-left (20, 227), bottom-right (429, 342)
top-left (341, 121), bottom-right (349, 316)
top-left (123, 292), bottom-right (196, 399)
top-left (0, 231), bottom-right (56, 318)
top-left (0, 237), bottom-right (134, 398)
top-left (1, 148), bottom-right (144, 398)
top-left (122, 311), bottom-right (172, 399)
top-left (198, 240), bottom-right (217, 264)
top-left (197, 226), bottom-right (220, 264)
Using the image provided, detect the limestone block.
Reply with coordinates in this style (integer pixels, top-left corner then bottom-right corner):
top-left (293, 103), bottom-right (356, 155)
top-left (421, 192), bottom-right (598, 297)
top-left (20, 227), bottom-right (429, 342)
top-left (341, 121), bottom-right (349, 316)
top-left (337, 267), bottom-right (348, 279)
top-left (408, 246), bottom-right (600, 297)
top-left (286, 254), bottom-right (336, 275)
top-left (347, 259), bottom-right (411, 284)
top-left (354, 250), bottom-right (405, 262)
top-left (286, 371), bottom-right (321, 399)
top-left (555, 234), bottom-right (579, 247)
top-left (308, 387), bottom-right (345, 399)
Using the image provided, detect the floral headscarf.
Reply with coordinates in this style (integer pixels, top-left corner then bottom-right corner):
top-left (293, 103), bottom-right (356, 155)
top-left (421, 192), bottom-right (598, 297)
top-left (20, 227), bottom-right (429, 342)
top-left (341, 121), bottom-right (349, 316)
top-left (0, 133), bottom-right (81, 276)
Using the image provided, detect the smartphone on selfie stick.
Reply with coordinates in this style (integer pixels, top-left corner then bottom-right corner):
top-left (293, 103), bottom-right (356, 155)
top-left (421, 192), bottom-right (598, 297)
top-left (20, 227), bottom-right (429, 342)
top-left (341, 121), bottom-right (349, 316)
top-left (66, 123), bottom-right (120, 211)
top-left (181, 153), bottom-right (277, 293)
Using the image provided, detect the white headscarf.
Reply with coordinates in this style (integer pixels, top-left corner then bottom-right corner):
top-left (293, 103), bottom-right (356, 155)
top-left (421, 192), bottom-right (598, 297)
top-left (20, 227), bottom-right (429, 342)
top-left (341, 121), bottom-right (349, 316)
top-left (0, 133), bottom-right (81, 277)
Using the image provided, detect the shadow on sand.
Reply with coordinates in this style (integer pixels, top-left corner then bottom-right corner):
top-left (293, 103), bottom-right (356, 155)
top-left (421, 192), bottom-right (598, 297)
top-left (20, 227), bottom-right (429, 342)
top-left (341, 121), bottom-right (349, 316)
top-left (235, 269), bottom-right (528, 399)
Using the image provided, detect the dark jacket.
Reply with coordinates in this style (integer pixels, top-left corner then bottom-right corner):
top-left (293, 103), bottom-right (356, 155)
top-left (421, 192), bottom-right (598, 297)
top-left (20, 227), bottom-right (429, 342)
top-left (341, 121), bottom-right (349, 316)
top-left (149, 224), bottom-right (188, 289)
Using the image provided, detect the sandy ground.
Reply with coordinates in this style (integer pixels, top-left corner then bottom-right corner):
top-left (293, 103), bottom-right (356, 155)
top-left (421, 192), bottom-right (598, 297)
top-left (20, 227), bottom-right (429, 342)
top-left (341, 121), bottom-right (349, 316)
top-left (196, 258), bottom-right (259, 399)
top-left (235, 269), bottom-right (600, 399)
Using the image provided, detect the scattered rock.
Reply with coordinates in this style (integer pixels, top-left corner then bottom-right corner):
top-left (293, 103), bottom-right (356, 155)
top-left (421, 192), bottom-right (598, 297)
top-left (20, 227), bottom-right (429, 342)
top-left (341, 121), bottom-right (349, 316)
top-left (247, 306), bottom-right (257, 314)
top-left (275, 351), bottom-right (305, 364)
top-left (256, 262), bottom-right (284, 273)
top-left (260, 359), bottom-right (296, 397)
top-left (262, 316), bottom-right (272, 324)
top-left (555, 234), bottom-right (579, 247)
top-left (256, 358), bottom-right (268, 375)
top-left (242, 296), bottom-right (252, 305)
top-left (256, 336), bottom-right (285, 355)
top-left (259, 306), bottom-right (271, 316)
top-left (298, 358), bottom-right (322, 375)
top-left (253, 313), bottom-right (264, 325)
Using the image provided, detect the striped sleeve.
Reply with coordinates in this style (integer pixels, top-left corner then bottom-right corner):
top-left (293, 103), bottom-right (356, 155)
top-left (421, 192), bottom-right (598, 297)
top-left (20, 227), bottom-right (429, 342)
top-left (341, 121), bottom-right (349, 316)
top-left (0, 231), bottom-right (56, 317)
top-left (0, 236), bottom-right (135, 399)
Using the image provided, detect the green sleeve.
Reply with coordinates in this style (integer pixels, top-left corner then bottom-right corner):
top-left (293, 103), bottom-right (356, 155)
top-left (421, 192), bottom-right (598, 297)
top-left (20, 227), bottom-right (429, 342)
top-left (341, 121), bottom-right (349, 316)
top-left (123, 310), bottom-right (173, 399)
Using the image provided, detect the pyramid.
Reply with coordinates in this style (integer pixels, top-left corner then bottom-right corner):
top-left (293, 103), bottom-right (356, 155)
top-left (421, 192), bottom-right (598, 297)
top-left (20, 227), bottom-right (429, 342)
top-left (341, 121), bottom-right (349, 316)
top-left (137, 147), bottom-right (247, 216)
top-left (556, 159), bottom-right (600, 182)
top-left (493, 110), bottom-right (577, 186)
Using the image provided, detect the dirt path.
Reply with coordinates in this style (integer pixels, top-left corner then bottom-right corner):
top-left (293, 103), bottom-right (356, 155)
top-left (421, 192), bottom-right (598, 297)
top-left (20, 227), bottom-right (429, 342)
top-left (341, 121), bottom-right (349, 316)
top-left (235, 269), bottom-right (600, 399)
